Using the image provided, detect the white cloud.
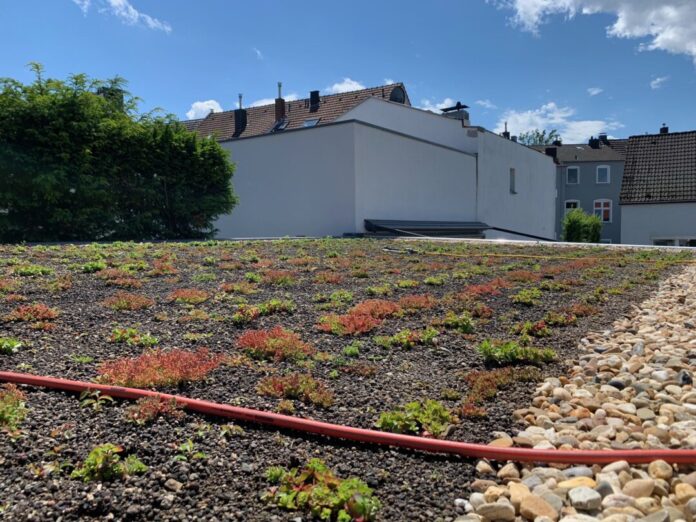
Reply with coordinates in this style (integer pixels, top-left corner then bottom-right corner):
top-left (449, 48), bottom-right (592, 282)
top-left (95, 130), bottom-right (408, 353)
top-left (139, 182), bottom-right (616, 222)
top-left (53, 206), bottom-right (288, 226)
top-left (475, 99), bottom-right (498, 110)
top-left (418, 97), bottom-right (456, 113)
top-left (325, 78), bottom-right (366, 94)
top-left (587, 87), bottom-right (604, 96)
top-left (650, 76), bottom-right (669, 89)
top-left (186, 100), bottom-right (222, 120)
top-left (253, 47), bottom-right (263, 60)
top-left (495, 101), bottom-right (623, 143)
top-left (71, 0), bottom-right (171, 33)
top-left (384, 78), bottom-right (395, 85)
top-left (248, 93), bottom-right (299, 107)
top-left (495, 0), bottom-right (696, 63)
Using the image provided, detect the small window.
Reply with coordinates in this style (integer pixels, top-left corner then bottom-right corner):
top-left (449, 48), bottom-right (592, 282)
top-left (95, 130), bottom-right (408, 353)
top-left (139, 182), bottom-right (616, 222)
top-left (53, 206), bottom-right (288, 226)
top-left (303, 118), bottom-right (320, 128)
top-left (678, 239), bottom-right (696, 247)
top-left (593, 199), bottom-right (612, 223)
top-left (600, 239), bottom-right (612, 244)
top-left (596, 165), bottom-right (610, 184)
top-left (270, 118), bottom-right (289, 132)
top-left (566, 166), bottom-right (579, 185)
top-left (653, 239), bottom-right (676, 246)
top-left (509, 168), bottom-right (516, 194)
top-left (564, 200), bottom-right (580, 214)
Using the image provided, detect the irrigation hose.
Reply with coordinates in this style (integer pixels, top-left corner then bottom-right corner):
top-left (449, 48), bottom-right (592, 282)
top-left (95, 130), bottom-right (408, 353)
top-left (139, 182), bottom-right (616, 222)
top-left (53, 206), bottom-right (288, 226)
top-left (3, 371), bottom-right (696, 465)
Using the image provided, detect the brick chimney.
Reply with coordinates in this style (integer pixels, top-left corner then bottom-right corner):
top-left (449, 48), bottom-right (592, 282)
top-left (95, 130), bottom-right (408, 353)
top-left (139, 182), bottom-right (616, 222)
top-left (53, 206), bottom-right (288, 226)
top-left (660, 123), bottom-right (669, 134)
top-left (275, 81), bottom-right (286, 121)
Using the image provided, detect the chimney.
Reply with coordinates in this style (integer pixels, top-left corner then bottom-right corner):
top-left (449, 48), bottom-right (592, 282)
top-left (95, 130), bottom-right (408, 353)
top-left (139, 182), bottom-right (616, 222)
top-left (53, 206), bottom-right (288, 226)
top-left (588, 136), bottom-right (600, 149)
top-left (599, 133), bottom-right (609, 145)
top-left (660, 123), bottom-right (669, 134)
top-left (545, 147), bottom-right (557, 159)
top-left (233, 93), bottom-right (247, 137)
top-left (309, 90), bottom-right (320, 112)
top-left (275, 81), bottom-right (286, 121)
top-left (502, 121), bottom-right (511, 140)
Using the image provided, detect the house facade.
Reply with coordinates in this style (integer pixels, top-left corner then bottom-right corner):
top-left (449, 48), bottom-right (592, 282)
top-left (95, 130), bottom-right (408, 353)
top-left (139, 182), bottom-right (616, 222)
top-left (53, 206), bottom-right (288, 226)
top-left (620, 129), bottom-right (696, 246)
top-left (537, 137), bottom-right (626, 243)
top-left (184, 84), bottom-right (557, 240)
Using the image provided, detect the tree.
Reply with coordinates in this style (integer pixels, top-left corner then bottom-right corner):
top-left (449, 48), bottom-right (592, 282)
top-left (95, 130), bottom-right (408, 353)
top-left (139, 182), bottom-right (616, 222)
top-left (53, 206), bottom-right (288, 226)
top-left (562, 209), bottom-right (602, 243)
top-left (517, 129), bottom-right (561, 146)
top-left (0, 64), bottom-right (236, 242)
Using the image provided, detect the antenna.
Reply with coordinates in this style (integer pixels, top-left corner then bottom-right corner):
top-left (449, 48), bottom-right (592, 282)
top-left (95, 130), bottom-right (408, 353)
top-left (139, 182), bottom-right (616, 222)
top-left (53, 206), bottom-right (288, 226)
top-left (277, 81), bottom-right (282, 99)
top-left (238, 94), bottom-right (243, 109)
top-left (505, 121), bottom-right (508, 132)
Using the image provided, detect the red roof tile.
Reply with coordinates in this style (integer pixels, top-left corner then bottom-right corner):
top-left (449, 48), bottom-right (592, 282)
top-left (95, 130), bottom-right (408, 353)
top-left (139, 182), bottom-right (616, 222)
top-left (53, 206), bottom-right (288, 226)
top-left (181, 83), bottom-right (410, 142)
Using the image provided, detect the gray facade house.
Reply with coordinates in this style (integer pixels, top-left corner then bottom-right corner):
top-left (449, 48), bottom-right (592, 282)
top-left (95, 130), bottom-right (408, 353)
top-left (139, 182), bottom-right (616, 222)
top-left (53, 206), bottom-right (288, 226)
top-left (620, 128), bottom-right (696, 246)
top-left (537, 135), bottom-right (626, 243)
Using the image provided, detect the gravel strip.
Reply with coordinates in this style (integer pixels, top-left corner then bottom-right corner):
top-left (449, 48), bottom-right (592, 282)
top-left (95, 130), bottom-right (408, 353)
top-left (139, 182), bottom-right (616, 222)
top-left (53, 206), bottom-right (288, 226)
top-left (459, 264), bottom-right (696, 522)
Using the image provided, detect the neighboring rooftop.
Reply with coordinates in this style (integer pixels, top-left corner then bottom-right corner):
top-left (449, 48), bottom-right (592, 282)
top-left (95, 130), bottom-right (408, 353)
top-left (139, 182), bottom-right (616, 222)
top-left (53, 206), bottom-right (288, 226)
top-left (181, 83), bottom-right (410, 142)
top-left (533, 136), bottom-right (627, 163)
top-left (620, 130), bottom-right (696, 205)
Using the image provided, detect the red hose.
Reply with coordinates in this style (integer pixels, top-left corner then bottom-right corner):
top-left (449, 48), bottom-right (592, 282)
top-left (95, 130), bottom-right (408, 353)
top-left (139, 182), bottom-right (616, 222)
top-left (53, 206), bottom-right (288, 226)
top-left (2, 370), bottom-right (695, 465)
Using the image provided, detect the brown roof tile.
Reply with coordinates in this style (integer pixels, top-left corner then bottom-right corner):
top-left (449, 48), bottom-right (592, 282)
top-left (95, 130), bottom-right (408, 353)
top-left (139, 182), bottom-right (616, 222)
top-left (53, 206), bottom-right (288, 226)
top-left (620, 131), bottom-right (696, 204)
top-left (181, 83), bottom-right (410, 142)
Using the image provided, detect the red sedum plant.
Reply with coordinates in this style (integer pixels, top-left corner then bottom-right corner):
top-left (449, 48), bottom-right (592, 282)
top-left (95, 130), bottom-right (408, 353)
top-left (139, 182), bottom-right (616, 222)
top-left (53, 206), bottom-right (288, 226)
top-left (257, 373), bottom-right (334, 408)
top-left (102, 292), bottom-right (154, 311)
top-left (237, 327), bottom-right (316, 362)
top-left (97, 348), bottom-right (222, 387)
top-left (5, 303), bottom-right (58, 322)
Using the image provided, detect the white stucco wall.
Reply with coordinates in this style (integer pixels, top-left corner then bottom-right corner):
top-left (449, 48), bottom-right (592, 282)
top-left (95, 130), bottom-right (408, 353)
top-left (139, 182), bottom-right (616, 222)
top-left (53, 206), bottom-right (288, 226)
top-left (475, 131), bottom-right (557, 240)
top-left (621, 203), bottom-right (696, 245)
top-left (352, 124), bottom-right (478, 232)
top-left (338, 97), bottom-right (475, 153)
top-left (215, 124), bottom-right (356, 238)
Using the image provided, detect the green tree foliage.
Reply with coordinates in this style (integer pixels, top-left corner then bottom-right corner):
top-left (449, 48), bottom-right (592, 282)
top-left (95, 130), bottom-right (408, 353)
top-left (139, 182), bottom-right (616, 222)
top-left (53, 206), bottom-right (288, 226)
top-left (562, 209), bottom-right (602, 243)
top-left (0, 64), bottom-right (236, 242)
top-left (517, 129), bottom-right (561, 146)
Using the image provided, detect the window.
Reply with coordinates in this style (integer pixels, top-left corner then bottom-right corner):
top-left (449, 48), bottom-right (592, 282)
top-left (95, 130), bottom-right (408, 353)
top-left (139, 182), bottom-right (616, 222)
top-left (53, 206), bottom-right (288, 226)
top-left (593, 199), bottom-right (612, 223)
top-left (653, 238), bottom-right (696, 247)
top-left (564, 200), bottom-right (580, 214)
top-left (596, 165), bottom-right (610, 184)
top-left (566, 166), bottom-right (579, 185)
top-left (303, 118), bottom-right (320, 128)
top-left (509, 168), bottom-right (516, 194)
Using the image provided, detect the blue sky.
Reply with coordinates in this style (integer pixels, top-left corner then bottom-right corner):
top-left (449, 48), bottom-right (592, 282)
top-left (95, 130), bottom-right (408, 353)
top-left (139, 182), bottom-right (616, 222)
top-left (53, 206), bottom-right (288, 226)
top-left (2, 0), bottom-right (695, 143)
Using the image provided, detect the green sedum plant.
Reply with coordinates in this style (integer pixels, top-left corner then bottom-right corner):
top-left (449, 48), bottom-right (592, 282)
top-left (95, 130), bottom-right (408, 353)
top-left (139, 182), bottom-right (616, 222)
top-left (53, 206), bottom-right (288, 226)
top-left (478, 339), bottom-right (555, 365)
top-left (263, 458), bottom-right (381, 521)
top-left (71, 443), bottom-right (147, 482)
top-left (0, 337), bottom-right (22, 355)
top-left (376, 399), bottom-right (452, 438)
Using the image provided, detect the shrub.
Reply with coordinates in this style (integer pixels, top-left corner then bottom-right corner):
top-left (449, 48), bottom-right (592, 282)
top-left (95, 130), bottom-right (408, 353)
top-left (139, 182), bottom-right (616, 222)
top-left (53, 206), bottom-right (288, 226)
top-left (5, 303), bottom-right (58, 322)
top-left (0, 337), bottom-right (23, 355)
top-left (263, 458), bottom-right (380, 521)
top-left (397, 294), bottom-right (436, 312)
top-left (71, 443), bottom-right (147, 482)
top-left (97, 348), bottom-right (222, 387)
top-left (376, 400), bottom-right (452, 438)
top-left (167, 289), bottom-right (209, 305)
top-left (110, 327), bottom-right (159, 347)
top-left (562, 209), bottom-right (602, 243)
top-left (257, 373), bottom-right (334, 408)
top-left (374, 327), bottom-right (439, 349)
top-left (102, 292), bottom-right (154, 311)
top-left (349, 299), bottom-right (401, 319)
top-left (478, 339), bottom-right (556, 365)
top-left (0, 384), bottom-right (28, 433)
top-left (125, 396), bottom-right (184, 425)
top-left (264, 270), bottom-right (297, 286)
top-left (317, 313), bottom-right (382, 336)
top-left (238, 327), bottom-right (315, 361)
top-left (511, 288), bottom-right (542, 306)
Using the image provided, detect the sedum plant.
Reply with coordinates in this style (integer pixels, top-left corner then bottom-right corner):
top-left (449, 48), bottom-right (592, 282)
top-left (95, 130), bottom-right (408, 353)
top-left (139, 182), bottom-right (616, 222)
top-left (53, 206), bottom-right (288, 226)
top-left (71, 443), bottom-right (147, 482)
top-left (376, 399), bottom-right (452, 438)
top-left (478, 339), bottom-right (555, 365)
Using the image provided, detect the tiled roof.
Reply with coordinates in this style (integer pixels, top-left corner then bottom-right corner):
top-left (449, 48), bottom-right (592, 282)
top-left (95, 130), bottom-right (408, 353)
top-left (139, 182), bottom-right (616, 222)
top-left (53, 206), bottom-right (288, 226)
top-left (533, 142), bottom-right (626, 163)
top-left (181, 83), bottom-right (410, 142)
top-left (620, 131), bottom-right (696, 205)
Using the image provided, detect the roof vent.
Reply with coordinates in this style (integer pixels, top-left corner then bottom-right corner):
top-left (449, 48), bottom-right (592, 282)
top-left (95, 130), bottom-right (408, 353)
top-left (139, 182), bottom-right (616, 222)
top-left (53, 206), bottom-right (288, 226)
top-left (309, 90), bottom-right (320, 112)
top-left (441, 101), bottom-right (470, 125)
top-left (660, 123), bottom-right (669, 134)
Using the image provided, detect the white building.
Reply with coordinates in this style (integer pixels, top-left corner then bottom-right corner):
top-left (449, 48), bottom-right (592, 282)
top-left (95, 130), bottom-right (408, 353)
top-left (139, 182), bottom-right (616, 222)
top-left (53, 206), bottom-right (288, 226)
top-left (620, 129), bottom-right (696, 246)
top-left (183, 84), bottom-right (556, 240)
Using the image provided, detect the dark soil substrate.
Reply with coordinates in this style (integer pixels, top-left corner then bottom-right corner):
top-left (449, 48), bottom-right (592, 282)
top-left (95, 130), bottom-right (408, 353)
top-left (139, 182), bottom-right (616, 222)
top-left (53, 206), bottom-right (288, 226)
top-left (0, 239), bottom-right (687, 520)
